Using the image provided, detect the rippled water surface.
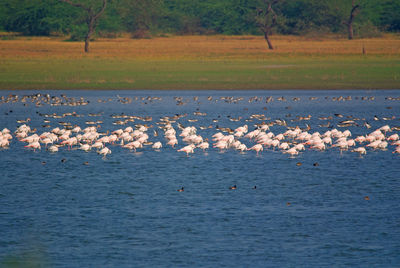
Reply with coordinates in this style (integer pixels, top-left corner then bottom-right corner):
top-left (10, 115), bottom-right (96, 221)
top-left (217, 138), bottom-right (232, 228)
top-left (0, 90), bottom-right (399, 267)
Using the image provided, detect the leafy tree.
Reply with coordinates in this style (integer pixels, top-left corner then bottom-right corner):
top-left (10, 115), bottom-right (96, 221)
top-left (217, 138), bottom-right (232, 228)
top-left (379, 0), bottom-right (400, 32)
top-left (196, 0), bottom-right (255, 35)
top-left (96, 1), bottom-right (124, 38)
top-left (162, 0), bottom-right (203, 34)
top-left (118, 0), bottom-right (163, 38)
top-left (2, 0), bottom-right (73, 35)
top-left (277, 0), bottom-right (342, 35)
top-left (0, 0), bottom-right (399, 38)
top-left (0, 0), bottom-right (7, 31)
top-left (60, 0), bottom-right (107, 52)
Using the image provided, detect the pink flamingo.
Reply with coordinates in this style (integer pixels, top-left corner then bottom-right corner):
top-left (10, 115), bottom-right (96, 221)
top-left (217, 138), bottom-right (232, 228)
top-left (377, 141), bottom-right (388, 150)
top-left (248, 144), bottom-right (263, 155)
top-left (352, 147), bottom-right (366, 156)
top-left (92, 141), bottom-right (104, 149)
top-left (294, 143), bottom-right (305, 151)
top-left (355, 136), bottom-right (366, 143)
top-left (283, 147), bottom-right (299, 157)
top-left (392, 141), bottom-right (400, 146)
top-left (0, 138), bottom-right (10, 148)
top-left (98, 147), bottom-right (111, 157)
top-left (178, 144), bottom-right (195, 156)
top-left (279, 142), bottom-right (289, 150)
top-left (311, 142), bottom-right (326, 151)
top-left (367, 140), bottom-right (381, 150)
top-left (379, 125), bottom-right (391, 134)
top-left (48, 145), bottom-right (58, 152)
top-left (388, 134), bottom-right (399, 141)
top-left (237, 143), bottom-right (247, 152)
top-left (80, 144), bottom-right (91, 152)
top-left (25, 141), bottom-right (41, 152)
top-left (124, 141), bottom-right (142, 152)
top-left (152, 141), bottom-right (162, 149)
top-left (61, 137), bottom-right (78, 150)
top-left (213, 140), bottom-right (228, 151)
top-left (197, 142), bottom-right (209, 152)
top-left (112, 129), bottom-right (124, 136)
top-left (167, 138), bottom-right (178, 148)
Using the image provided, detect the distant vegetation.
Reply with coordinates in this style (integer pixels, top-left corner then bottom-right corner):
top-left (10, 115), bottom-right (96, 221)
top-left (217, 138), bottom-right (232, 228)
top-left (0, 0), bottom-right (399, 39)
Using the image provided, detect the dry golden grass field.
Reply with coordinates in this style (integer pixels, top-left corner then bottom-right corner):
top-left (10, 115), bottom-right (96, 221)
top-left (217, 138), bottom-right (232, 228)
top-left (0, 34), bottom-right (399, 89)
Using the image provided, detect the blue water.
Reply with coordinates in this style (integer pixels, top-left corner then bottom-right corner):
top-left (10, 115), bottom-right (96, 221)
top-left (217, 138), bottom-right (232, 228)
top-left (0, 90), bottom-right (399, 267)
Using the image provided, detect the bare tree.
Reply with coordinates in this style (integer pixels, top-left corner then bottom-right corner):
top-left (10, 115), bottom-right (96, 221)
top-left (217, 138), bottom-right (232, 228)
top-left (60, 0), bottom-right (107, 52)
top-left (255, 0), bottom-right (281, 50)
top-left (343, 0), bottom-right (360, 40)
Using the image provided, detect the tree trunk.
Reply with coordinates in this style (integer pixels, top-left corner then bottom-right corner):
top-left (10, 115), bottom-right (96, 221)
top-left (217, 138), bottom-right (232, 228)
top-left (348, 23), bottom-right (354, 40)
top-left (264, 31), bottom-right (274, 50)
top-left (84, 22), bottom-right (95, 53)
top-left (346, 1), bottom-right (360, 40)
top-left (84, 38), bottom-right (89, 52)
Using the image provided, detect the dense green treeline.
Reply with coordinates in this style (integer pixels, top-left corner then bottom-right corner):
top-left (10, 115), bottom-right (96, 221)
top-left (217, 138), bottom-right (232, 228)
top-left (0, 0), bottom-right (399, 38)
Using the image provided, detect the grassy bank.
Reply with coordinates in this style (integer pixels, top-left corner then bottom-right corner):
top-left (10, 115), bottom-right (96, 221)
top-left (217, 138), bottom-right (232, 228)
top-left (0, 35), bottom-right (399, 90)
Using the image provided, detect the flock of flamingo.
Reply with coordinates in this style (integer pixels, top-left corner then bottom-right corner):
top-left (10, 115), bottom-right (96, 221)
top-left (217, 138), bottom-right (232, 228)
top-left (0, 93), bottom-right (399, 158)
top-left (0, 121), bottom-right (399, 158)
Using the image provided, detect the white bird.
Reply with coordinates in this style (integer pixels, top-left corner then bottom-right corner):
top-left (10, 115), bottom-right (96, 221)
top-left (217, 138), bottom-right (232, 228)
top-left (367, 140), bottom-right (381, 150)
top-left (112, 129), bottom-right (124, 136)
top-left (98, 147), bottom-right (111, 157)
top-left (237, 143), bottom-right (247, 152)
top-left (355, 136), bottom-right (366, 143)
top-left (378, 141), bottom-right (388, 150)
top-left (248, 144), bottom-right (263, 155)
top-left (178, 144), bottom-right (195, 156)
top-left (124, 141), bottom-right (142, 152)
top-left (41, 137), bottom-right (54, 147)
top-left (152, 141), bottom-right (162, 149)
top-left (387, 134), bottom-right (399, 141)
top-left (213, 140), bottom-right (228, 151)
top-left (1, 128), bottom-right (10, 134)
top-left (92, 141), bottom-right (104, 149)
top-left (167, 138), bottom-right (178, 148)
top-left (25, 141), bottom-right (41, 151)
top-left (283, 147), bottom-right (299, 157)
top-left (379, 125), bottom-right (391, 133)
top-left (0, 138), bottom-right (10, 148)
top-left (72, 126), bottom-right (82, 133)
top-left (48, 145), bottom-right (58, 152)
top-left (197, 142), bottom-right (209, 151)
top-left (80, 144), bottom-right (91, 152)
top-left (352, 147), bottom-right (366, 156)
top-left (124, 126), bottom-right (133, 133)
top-left (294, 144), bottom-right (305, 151)
top-left (311, 142), bottom-right (326, 151)
top-left (279, 142), bottom-right (289, 150)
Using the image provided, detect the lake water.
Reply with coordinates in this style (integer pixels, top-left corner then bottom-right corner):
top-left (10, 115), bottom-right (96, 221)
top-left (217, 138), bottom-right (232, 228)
top-left (0, 90), bottom-right (399, 267)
